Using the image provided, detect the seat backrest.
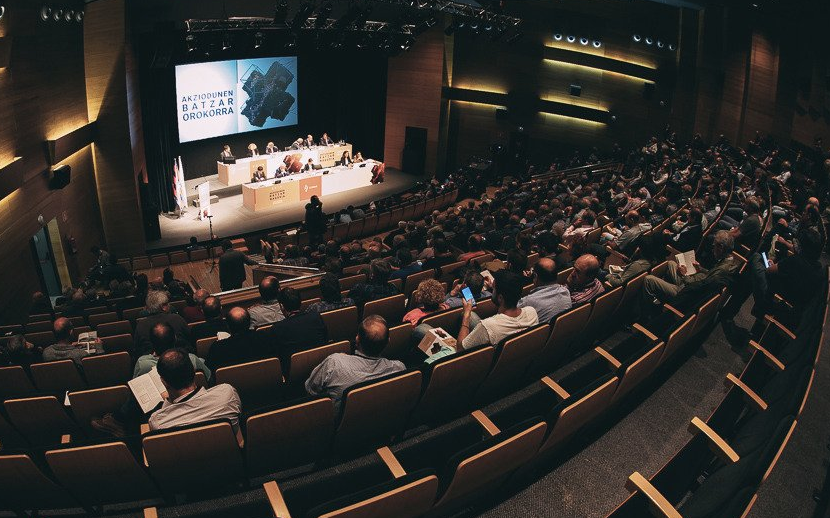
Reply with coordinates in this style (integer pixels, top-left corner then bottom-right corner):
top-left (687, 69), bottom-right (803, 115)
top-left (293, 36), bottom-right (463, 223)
top-left (101, 333), bottom-right (133, 353)
top-left (289, 341), bottom-right (351, 385)
top-left (46, 441), bottom-right (160, 506)
top-left (363, 294), bottom-right (406, 324)
top-left (691, 293), bottom-right (721, 337)
top-left (121, 307), bottom-right (144, 323)
top-left (381, 323), bottom-right (413, 361)
top-left (538, 303), bottom-right (592, 368)
top-left (583, 285), bottom-right (625, 334)
top-left (617, 271), bottom-right (648, 314)
top-left (476, 325), bottom-right (550, 403)
top-left (150, 253), bottom-right (170, 266)
top-left (659, 315), bottom-right (697, 364)
top-left (4, 396), bottom-right (79, 446)
top-left (88, 311), bottom-right (119, 328)
top-left (611, 341), bottom-right (665, 404)
top-left (474, 298), bottom-right (497, 319)
top-left (300, 297), bottom-right (322, 312)
top-left (419, 307), bottom-right (464, 336)
top-left (132, 256), bottom-right (151, 270)
top-left (339, 274), bottom-right (367, 292)
top-left (556, 267), bottom-right (573, 285)
top-left (404, 269), bottom-right (436, 298)
top-left (169, 250), bottom-right (189, 264)
top-left (342, 263), bottom-right (368, 277)
top-left (410, 346), bottom-right (496, 425)
top-left (0, 365), bottom-right (36, 399)
top-left (30, 359), bottom-right (86, 393)
top-left (81, 352), bottom-right (132, 387)
top-left (650, 260), bottom-right (669, 278)
top-left (25, 330), bottom-right (56, 347)
top-left (25, 320), bottom-right (52, 333)
top-left (335, 370), bottom-right (423, 451)
top-left (470, 253), bottom-right (495, 266)
top-left (96, 320), bottom-right (132, 337)
top-left (438, 261), bottom-right (466, 281)
top-left (143, 421), bottom-right (245, 493)
top-left (68, 385), bottom-right (131, 432)
top-left (196, 336), bottom-right (218, 359)
top-left (0, 453), bottom-right (78, 510)
top-left (307, 472), bottom-right (439, 518)
top-left (320, 306), bottom-right (359, 343)
top-left (540, 375), bottom-right (619, 454)
top-left (245, 397), bottom-right (336, 476)
top-left (435, 420), bottom-right (547, 511)
top-left (215, 358), bottom-right (283, 408)
top-left (28, 313), bottom-right (53, 323)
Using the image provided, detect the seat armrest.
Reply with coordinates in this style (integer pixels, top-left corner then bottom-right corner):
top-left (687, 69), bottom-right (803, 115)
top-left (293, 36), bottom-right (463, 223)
top-left (377, 447), bottom-right (407, 478)
top-left (471, 410), bottom-right (501, 437)
top-left (540, 376), bottom-right (570, 400)
top-left (264, 481), bottom-right (292, 518)
top-left (632, 323), bottom-right (659, 343)
top-left (748, 340), bottom-right (786, 371)
top-left (594, 347), bottom-right (622, 370)
top-left (625, 472), bottom-right (682, 518)
top-left (688, 416), bottom-right (740, 464)
top-left (725, 373), bottom-right (768, 412)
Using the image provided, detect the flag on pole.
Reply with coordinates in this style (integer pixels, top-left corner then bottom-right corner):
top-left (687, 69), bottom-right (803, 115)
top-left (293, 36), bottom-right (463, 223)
top-left (176, 156), bottom-right (188, 212)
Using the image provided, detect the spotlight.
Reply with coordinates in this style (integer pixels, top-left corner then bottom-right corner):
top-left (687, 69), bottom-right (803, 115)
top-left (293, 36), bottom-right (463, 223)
top-left (222, 32), bottom-right (231, 51)
top-left (645, 37), bottom-right (653, 45)
top-left (592, 40), bottom-right (602, 48)
top-left (65, 9), bottom-right (73, 21)
top-left (668, 43), bottom-right (676, 51)
top-left (286, 33), bottom-right (297, 49)
top-left (274, 0), bottom-right (289, 24)
top-left (52, 8), bottom-right (63, 21)
top-left (0, 6), bottom-right (4, 19)
top-left (632, 34), bottom-right (641, 42)
top-left (254, 31), bottom-right (264, 48)
top-left (75, 10), bottom-right (83, 22)
top-left (401, 36), bottom-right (415, 51)
top-left (315, 3), bottom-right (332, 28)
top-left (40, 5), bottom-right (51, 21)
top-left (185, 34), bottom-right (197, 52)
top-left (553, 33), bottom-right (563, 41)
top-left (566, 35), bottom-right (575, 43)
top-left (579, 37), bottom-right (588, 45)
top-left (657, 40), bottom-right (664, 48)
top-left (610, 115), bottom-right (617, 122)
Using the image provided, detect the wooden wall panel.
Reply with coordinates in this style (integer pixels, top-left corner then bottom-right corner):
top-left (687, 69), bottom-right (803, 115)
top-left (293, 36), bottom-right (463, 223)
top-left (84, 0), bottom-right (146, 257)
top-left (383, 27), bottom-right (444, 173)
top-left (0, 0), bottom-right (106, 322)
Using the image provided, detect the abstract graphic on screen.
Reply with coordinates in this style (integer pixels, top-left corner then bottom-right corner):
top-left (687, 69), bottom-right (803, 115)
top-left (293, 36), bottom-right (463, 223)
top-left (175, 56), bottom-right (298, 143)
top-left (240, 61), bottom-right (295, 127)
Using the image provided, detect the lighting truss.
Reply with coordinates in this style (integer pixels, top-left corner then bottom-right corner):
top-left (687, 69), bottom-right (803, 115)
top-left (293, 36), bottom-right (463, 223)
top-left (186, 16), bottom-right (417, 35)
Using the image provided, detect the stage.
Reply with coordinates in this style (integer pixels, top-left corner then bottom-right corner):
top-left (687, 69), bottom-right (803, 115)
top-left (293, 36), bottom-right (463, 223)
top-left (148, 167), bottom-right (425, 250)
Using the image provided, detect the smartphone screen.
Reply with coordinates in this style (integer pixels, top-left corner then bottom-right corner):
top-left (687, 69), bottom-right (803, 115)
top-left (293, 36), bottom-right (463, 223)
top-left (761, 252), bottom-right (769, 268)
top-left (461, 287), bottom-right (476, 305)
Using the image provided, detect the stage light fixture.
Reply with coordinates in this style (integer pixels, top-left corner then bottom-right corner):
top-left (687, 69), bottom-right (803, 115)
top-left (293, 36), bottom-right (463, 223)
top-left (64, 9), bottom-right (73, 21)
top-left (553, 33), bottom-right (563, 41)
top-left (632, 34), bottom-right (641, 42)
top-left (75, 10), bottom-right (83, 22)
top-left (291, 2), bottom-right (315, 31)
top-left (52, 9), bottom-right (62, 21)
top-left (579, 37), bottom-right (588, 46)
top-left (645, 36), bottom-right (653, 45)
top-left (40, 5), bottom-right (51, 20)
top-left (0, 5), bottom-right (5, 19)
top-left (222, 32), bottom-right (231, 50)
top-left (274, 0), bottom-right (289, 24)
top-left (400, 36), bottom-right (415, 50)
top-left (656, 40), bottom-right (664, 48)
top-left (286, 33), bottom-right (297, 49)
top-left (185, 34), bottom-right (197, 52)
top-left (668, 43), bottom-right (676, 51)
top-left (592, 40), bottom-right (601, 48)
top-left (315, 2), bottom-right (332, 28)
top-left (254, 31), bottom-right (264, 48)
top-left (566, 35), bottom-right (575, 43)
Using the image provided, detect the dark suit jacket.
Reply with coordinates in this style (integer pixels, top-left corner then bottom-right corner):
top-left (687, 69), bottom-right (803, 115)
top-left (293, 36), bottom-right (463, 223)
top-left (269, 311), bottom-right (328, 369)
top-left (133, 313), bottom-right (191, 356)
top-left (206, 331), bottom-right (270, 371)
top-left (673, 224), bottom-right (703, 252)
top-left (191, 318), bottom-right (230, 342)
top-left (219, 249), bottom-right (258, 291)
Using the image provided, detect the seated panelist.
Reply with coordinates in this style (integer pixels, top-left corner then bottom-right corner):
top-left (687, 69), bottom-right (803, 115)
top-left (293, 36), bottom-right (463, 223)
top-left (353, 152), bottom-right (364, 163)
top-left (303, 158), bottom-right (315, 172)
top-left (219, 144), bottom-right (233, 159)
top-left (320, 133), bottom-right (333, 146)
top-left (247, 143), bottom-right (259, 157)
top-left (290, 138), bottom-right (303, 150)
top-left (304, 134), bottom-right (315, 149)
top-left (275, 164), bottom-right (289, 177)
top-left (251, 166), bottom-right (267, 183)
top-left (265, 141), bottom-right (277, 154)
top-left (340, 150), bottom-right (352, 167)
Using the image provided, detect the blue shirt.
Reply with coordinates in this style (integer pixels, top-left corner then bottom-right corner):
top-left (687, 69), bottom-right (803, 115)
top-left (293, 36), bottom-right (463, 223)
top-left (444, 290), bottom-right (492, 308)
top-left (517, 283), bottom-right (572, 324)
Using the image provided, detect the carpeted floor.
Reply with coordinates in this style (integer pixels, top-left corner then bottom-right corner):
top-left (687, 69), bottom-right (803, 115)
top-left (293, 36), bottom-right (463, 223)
top-left (472, 299), bottom-right (756, 518)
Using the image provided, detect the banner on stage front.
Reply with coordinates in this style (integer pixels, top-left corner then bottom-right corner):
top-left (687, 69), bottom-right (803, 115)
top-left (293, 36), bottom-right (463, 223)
top-left (197, 182), bottom-right (212, 220)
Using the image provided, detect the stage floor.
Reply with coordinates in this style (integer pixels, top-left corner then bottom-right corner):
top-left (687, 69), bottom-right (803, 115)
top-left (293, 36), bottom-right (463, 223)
top-left (149, 168), bottom-right (424, 250)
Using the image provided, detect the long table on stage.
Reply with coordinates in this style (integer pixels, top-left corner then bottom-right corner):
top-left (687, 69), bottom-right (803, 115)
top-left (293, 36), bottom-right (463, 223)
top-left (218, 143), bottom-right (353, 187)
top-left (241, 160), bottom-right (376, 212)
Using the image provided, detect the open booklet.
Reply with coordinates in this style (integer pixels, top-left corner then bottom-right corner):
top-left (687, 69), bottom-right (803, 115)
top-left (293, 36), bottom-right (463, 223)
top-left (77, 331), bottom-right (98, 352)
top-left (417, 327), bottom-right (458, 359)
top-left (128, 367), bottom-right (169, 414)
top-left (675, 250), bottom-right (697, 276)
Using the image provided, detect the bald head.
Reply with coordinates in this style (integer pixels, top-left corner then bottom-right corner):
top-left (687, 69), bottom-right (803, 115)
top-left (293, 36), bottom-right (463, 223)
top-left (150, 322), bottom-right (176, 355)
top-left (203, 296), bottom-right (222, 319)
top-left (227, 307), bottom-right (250, 334)
top-left (259, 276), bottom-right (280, 302)
top-left (53, 317), bottom-right (74, 343)
top-left (569, 254), bottom-right (600, 289)
top-left (533, 257), bottom-right (557, 285)
top-left (357, 315), bottom-right (389, 357)
top-left (807, 197), bottom-right (819, 209)
top-left (193, 289), bottom-right (209, 305)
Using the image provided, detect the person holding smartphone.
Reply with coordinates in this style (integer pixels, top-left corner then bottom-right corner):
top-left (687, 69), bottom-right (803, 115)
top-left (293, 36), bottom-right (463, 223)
top-left (445, 271), bottom-right (491, 308)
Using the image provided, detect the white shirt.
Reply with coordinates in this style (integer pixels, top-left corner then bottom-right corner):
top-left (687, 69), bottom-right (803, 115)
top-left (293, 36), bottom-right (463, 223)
top-left (148, 384), bottom-right (242, 432)
top-left (462, 307), bottom-right (539, 349)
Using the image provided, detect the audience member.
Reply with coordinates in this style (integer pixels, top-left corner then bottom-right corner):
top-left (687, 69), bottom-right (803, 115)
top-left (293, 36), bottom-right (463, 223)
top-left (133, 291), bottom-right (191, 356)
top-left (42, 317), bottom-right (103, 365)
top-left (306, 273), bottom-right (354, 313)
top-left (517, 258), bottom-right (572, 323)
top-left (348, 258), bottom-right (400, 308)
top-left (206, 307), bottom-right (270, 371)
top-left (403, 279), bottom-right (449, 326)
top-left (445, 271), bottom-right (490, 308)
top-left (134, 322), bottom-right (211, 380)
top-left (269, 287), bottom-right (328, 368)
top-left (191, 296), bottom-right (229, 340)
top-left (0, 334), bottom-right (42, 369)
top-left (567, 254), bottom-right (606, 305)
top-left (248, 276), bottom-right (284, 328)
top-left (181, 289), bottom-right (209, 323)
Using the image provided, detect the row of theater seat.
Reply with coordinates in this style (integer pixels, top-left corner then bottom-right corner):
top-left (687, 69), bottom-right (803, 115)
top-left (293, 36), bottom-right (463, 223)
top-left (0, 245), bottom-right (739, 516)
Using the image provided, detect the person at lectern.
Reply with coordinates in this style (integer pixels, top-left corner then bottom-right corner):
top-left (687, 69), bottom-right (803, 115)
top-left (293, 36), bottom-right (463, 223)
top-left (247, 143), bottom-right (259, 157)
top-left (220, 145), bottom-right (233, 159)
top-left (340, 150), bottom-right (352, 167)
top-left (320, 133), bottom-right (333, 146)
top-left (304, 134), bottom-right (315, 149)
top-left (265, 141), bottom-right (278, 154)
top-left (251, 166), bottom-right (267, 183)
